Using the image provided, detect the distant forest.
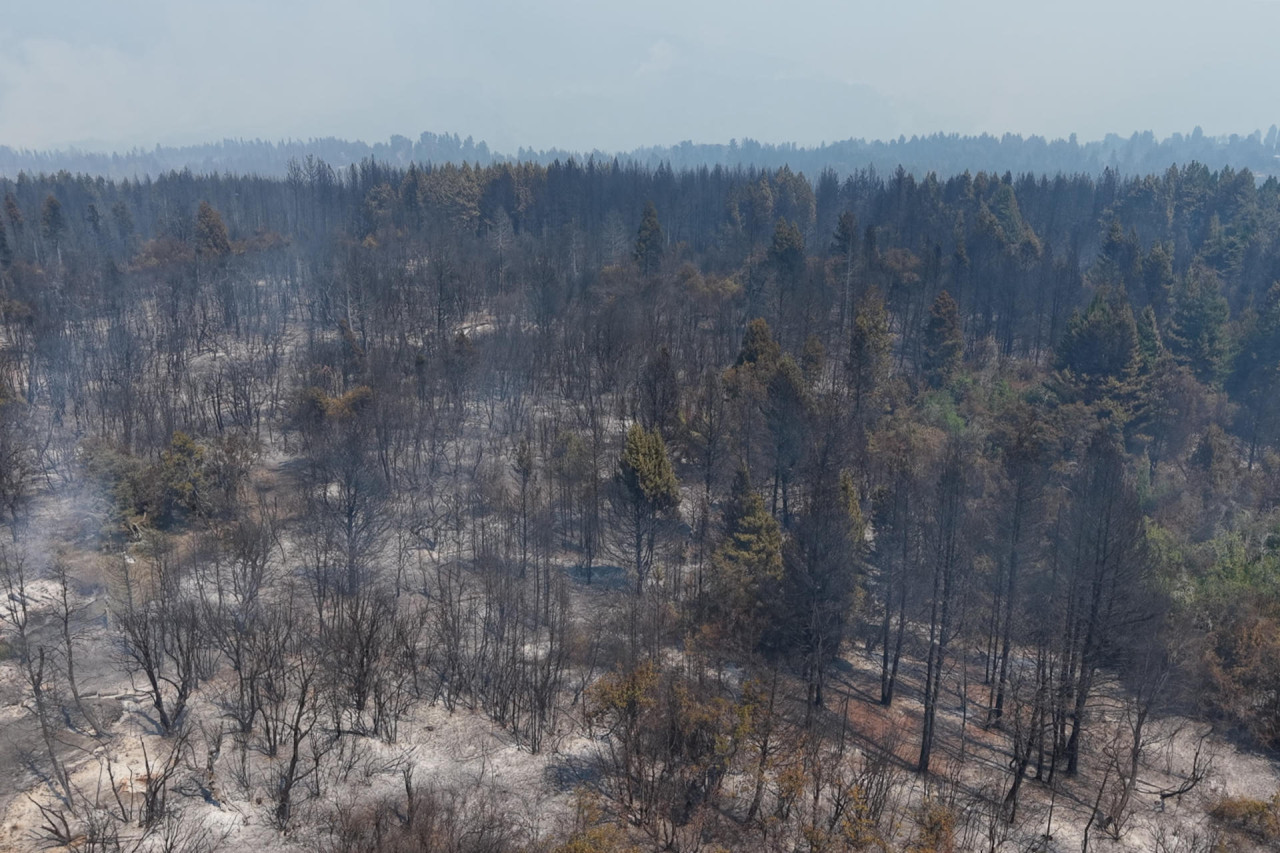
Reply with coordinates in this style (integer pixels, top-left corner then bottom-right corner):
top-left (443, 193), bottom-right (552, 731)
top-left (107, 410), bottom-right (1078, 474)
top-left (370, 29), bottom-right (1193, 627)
top-left (3, 126), bottom-right (1280, 180)
top-left (6, 153), bottom-right (1280, 850)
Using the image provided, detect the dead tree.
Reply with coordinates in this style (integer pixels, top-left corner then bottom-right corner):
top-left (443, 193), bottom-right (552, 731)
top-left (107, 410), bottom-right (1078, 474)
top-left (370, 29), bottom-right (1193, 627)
top-left (49, 557), bottom-right (104, 735)
top-left (113, 551), bottom-right (216, 735)
top-left (1, 547), bottom-right (73, 802)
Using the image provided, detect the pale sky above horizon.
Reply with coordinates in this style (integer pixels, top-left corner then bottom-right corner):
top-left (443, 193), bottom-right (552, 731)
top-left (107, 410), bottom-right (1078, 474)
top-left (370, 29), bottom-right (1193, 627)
top-left (1, 0), bottom-right (1277, 153)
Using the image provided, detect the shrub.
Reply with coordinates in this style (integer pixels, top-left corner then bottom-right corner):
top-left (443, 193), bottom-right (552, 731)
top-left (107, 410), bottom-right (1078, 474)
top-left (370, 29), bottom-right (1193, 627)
top-left (1208, 793), bottom-right (1280, 842)
top-left (78, 432), bottom-right (212, 532)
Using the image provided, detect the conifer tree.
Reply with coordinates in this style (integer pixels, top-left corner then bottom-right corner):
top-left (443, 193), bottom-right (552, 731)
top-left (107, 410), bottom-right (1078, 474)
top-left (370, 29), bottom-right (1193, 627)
top-left (2, 194), bottom-right (22, 239)
top-left (765, 355), bottom-right (810, 522)
top-left (1135, 304), bottom-right (1164, 371)
top-left (196, 200), bottom-right (232, 258)
top-left (829, 210), bottom-right (858, 259)
top-left (1055, 285), bottom-right (1141, 408)
top-left (616, 424), bottom-right (680, 595)
top-left (1168, 264), bottom-right (1231, 386)
top-left (921, 290), bottom-right (963, 388)
top-left (709, 467), bottom-right (783, 648)
top-left (40, 195), bottom-right (65, 265)
top-left (768, 219), bottom-right (805, 285)
top-left (763, 466), bottom-right (864, 707)
top-left (1230, 281), bottom-right (1280, 465)
top-left (633, 200), bottom-right (663, 275)
top-left (736, 318), bottom-right (782, 370)
top-left (1141, 243), bottom-right (1175, 318)
top-left (831, 210), bottom-right (860, 331)
top-left (40, 195), bottom-right (65, 245)
top-left (847, 287), bottom-right (892, 418)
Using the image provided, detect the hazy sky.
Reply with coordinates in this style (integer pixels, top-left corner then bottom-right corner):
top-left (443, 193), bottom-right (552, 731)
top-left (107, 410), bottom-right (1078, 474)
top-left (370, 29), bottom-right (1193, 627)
top-left (2, 0), bottom-right (1277, 153)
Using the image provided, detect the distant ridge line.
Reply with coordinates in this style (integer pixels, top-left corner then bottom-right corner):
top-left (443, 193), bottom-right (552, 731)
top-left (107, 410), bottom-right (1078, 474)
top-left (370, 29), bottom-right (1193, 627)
top-left (2, 127), bottom-right (1278, 180)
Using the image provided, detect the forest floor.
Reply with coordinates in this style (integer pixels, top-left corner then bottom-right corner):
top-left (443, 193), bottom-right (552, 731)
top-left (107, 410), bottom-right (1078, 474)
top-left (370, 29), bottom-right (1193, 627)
top-left (828, 639), bottom-right (1280, 851)
top-left (2, 479), bottom-right (1280, 852)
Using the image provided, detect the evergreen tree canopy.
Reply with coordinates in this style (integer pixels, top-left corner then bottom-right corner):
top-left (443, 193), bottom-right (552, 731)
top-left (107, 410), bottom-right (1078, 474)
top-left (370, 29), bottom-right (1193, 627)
top-left (1229, 281), bottom-right (1280, 463)
top-left (633, 200), bottom-right (663, 275)
top-left (196, 201), bottom-right (232, 258)
top-left (829, 210), bottom-right (858, 260)
top-left (768, 219), bottom-right (805, 284)
top-left (40, 195), bottom-right (65, 244)
top-left (1168, 263), bottom-right (1231, 385)
top-left (847, 287), bottom-right (892, 416)
top-left (710, 466), bottom-right (784, 645)
top-left (921, 290), bottom-right (963, 388)
top-left (618, 423), bottom-right (680, 515)
top-left (1055, 286), bottom-right (1140, 403)
top-left (736, 318), bottom-right (782, 370)
top-left (1141, 243), bottom-right (1175, 317)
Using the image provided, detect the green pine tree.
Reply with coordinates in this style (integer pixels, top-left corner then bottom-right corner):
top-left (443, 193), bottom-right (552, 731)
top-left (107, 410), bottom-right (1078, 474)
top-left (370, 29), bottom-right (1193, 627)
top-left (196, 201), bottom-right (232, 258)
top-left (39, 195), bottom-right (64, 244)
top-left (633, 200), bottom-right (663, 275)
top-left (736, 317), bottom-right (782, 370)
top-left (1229, 281), bottom-right (1280, 465)
top-left (768, 219), bottom-right (805, 283)
top-left (921, 290), bottom-right (963, 388)
top-left (1168, 264), bottom-right (1231, 386)
top-left (3, 194), bottom-right (23, 238)
top-left (710, 467), bottom-right (783, 647)
top-left (847, 287), bottom-right (892, 418)
top-left (1055, 285), bottom-right (1141, 408)
top-left (1135, 304), bottom-right (1164, 372)
top-left (1141, 243), bottom-right (1175, 318)
top-left (617, 423), bottom-right (680, 594)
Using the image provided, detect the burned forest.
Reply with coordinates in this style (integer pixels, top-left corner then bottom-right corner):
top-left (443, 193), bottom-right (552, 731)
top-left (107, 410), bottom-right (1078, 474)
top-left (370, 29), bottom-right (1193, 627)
top-left (3, 158), bottom-right (1280, 851)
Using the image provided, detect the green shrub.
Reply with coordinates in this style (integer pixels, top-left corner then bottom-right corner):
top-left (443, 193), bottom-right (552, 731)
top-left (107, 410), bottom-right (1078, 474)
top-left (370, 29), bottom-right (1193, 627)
top-left (1208, 794), bottom-right (1280, 842)
top-left (78, 432), bottom-right (212, 532)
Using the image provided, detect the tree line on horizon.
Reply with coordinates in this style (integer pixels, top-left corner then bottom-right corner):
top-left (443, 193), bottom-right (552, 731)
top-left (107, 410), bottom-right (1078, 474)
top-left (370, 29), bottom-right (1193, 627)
top-left (2, 124), bottom-right (1279, 182)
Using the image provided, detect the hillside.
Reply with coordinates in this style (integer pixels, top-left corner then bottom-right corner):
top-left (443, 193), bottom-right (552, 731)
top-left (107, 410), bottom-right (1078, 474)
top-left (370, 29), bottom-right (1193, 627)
top-left (2, 159), bottom-right (1280, 851)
